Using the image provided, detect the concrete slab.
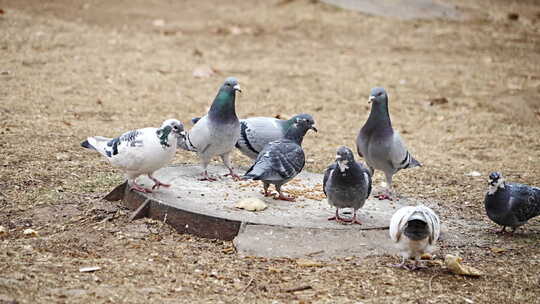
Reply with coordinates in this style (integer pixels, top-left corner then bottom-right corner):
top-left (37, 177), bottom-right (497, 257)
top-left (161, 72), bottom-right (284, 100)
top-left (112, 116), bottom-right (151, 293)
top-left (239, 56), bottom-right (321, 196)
top-left (107, 163), bottom-right (411, 258)
top-left (322, 0), bottom-right (463, 20)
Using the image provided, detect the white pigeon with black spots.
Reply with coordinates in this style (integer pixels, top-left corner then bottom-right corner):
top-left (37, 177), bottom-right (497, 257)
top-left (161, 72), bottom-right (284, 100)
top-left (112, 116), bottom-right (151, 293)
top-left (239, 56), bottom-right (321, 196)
top-left (81, 119), bottom-right (184, 193)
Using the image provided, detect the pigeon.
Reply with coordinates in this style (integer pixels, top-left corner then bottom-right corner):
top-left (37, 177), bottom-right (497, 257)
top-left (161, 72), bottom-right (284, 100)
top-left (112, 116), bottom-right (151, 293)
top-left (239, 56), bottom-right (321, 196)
top-left (484, 172), bottom-right (540, 234)
top-left (389, 205), bottom-right (440, 270)
top-left (243, 116), bottom-right (317, 201)
top-left (235, 114), bottom-right (316, 160)
top-left (177, 77), bottom-right (242, 181)
top-left (81, 119), bottom-right (185, 193)
top-left (323, 146), bottom-right (372, 225)
top-left (356, 87), bottom-right (421, 201)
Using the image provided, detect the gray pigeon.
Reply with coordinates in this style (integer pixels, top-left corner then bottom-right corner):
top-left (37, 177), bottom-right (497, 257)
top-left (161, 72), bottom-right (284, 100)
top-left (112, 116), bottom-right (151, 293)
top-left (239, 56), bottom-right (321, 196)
top-left (243, 117), bottom-right (317, 201)
top-left (323, 146), bottom-right (372, 225)
top-left (177, 77), bottom-right (242, 181)
top-left (81, 119), bottom-right (185, 193)
top-left (235, 114), bottom-right (316, 160)
top-left (485, 172), bottom-right (540, 234)
top-left (356, 87), bottom-right (421, 200)
top-left (389, 205), bottom-right (440, 270)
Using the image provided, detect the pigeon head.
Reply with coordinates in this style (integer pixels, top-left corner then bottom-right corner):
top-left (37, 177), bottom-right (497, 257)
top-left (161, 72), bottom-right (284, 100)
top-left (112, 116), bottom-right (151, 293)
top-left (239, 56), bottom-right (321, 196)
top-left (157, 119), bottom-right (184, 147)
top-left (285, 116), bottom-right (316, 144)
top-left (293, 114), bottom-right (317, 132)
top-left (335, 146), bottom-right (355, 172)
top-left (222, 77), bottom-right (242, 93)
top-left (210, 77), bottom-right (241, 122)
top-left (487, 171), bottom-right (505, 195)
top-left (368, 87), bottom-right (388, 104)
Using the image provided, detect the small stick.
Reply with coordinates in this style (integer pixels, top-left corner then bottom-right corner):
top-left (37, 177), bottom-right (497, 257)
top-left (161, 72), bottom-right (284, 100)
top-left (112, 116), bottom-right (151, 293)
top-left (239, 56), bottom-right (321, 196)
top-left (428, 274), bottom-right (439, 294)
top-left (242, 277), bottom-right (254, 293)
top-left (283, 285), bottom-right (312, 293)
top-left (129, 199), bottom-right (150, 221)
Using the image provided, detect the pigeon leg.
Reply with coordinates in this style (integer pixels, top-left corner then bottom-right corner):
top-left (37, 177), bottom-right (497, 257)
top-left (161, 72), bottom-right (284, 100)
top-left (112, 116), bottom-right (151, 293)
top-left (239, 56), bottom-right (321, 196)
top-left (220, 153), bottom-right (240, 181)
top-left (130, 180), bottom-right (152, 193)
top-left (262, 183), bottom-right (272, 197)
top-left (274, 185), bottom-right (295, 202)
top-left (378, 172), bottom-right (398, 201)
top-left (328, 208), bottom-right (349, 223)
top-left (494, 226), bottom-right (507, 234)
top-left (199, 170), bottom-right (218, 182)
top-left (148, 174), bottom-right (170, 190)
top-left (350, 209), bottom-right (362, 225)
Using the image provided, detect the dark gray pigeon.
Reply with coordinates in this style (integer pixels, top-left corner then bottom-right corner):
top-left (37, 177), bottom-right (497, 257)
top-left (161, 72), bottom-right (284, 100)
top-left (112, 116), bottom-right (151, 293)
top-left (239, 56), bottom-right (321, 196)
top-left (323, 146), bottom-right (372, 225)
top-left (356, 87), bottom-right (421, 201)
top-left (235, 114), bottom-right (316, 160)
top-left (485, 172), bottom-right (540, 234)
top-left (177, 77), bottom-right (241, 181)
top-left (243, 116), bottom-right (317, 201)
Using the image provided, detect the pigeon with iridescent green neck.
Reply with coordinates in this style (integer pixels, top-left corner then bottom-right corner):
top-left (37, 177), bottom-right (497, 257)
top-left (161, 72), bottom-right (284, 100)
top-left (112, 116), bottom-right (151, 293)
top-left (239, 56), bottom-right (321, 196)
top-left (177, 77), bottom-right (241, 181)
top-left (81, 119), bottom-right (184, 193)
top-left (356, 87), bottom-right (421, 201)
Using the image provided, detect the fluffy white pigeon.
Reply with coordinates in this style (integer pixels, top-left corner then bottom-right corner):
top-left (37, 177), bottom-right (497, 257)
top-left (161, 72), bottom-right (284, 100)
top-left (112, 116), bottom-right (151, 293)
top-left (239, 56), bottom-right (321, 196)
top-left (81, 119), bottom-right (184, 193)
top-left (389, 205), bottom-right (440, 270)
top-left (177, 77), bottom-right (241, 181)
top-left (356, 87), bottom-right (421, 201)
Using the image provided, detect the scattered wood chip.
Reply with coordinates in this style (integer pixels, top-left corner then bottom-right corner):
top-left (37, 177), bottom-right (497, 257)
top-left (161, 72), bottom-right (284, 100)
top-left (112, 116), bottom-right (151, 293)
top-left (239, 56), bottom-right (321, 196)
top-left (444, 254), bottom-right (482, 277)
top-left (234, 198), bottom-right (267, 212)
top-left (283, 285), bottom-right (313, 293)
top-left (79, 266), bottom-right (101, 273)
top-left (0, 9), bottom-right (4, 15)
top-left (0, 225), bottom-right (7, 236)
top-left (490, 247), bottom-right (507, 254)
top-left (465, 171), bottom-right (482, 177)
top-left (296, 258), bottom-right (324, 267)
top-left (23, 228), bottom-right (39, 237)
top-left (507, 12), bottom-right (519, 21)
top-left (152, 19), bottom-right (165, 27)
top-left (429, 97), bottom-right (449, 106)
top-left (420, 253), bottom-right (433, 260)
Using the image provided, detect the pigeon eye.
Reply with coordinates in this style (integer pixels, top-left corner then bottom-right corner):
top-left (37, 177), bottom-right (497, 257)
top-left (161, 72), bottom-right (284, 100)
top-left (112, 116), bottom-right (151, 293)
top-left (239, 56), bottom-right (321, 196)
top-left (377, 92), bottom-right (383, 97)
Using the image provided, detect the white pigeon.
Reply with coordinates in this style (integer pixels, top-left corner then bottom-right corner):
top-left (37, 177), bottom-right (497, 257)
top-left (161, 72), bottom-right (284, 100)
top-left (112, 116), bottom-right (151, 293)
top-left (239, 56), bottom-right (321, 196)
top-left (81, 119), bottom-right (184, 193)
top-left (177, 77), bottom-right (241, 181)
top-left (389, 205), bottom-right (440, 270)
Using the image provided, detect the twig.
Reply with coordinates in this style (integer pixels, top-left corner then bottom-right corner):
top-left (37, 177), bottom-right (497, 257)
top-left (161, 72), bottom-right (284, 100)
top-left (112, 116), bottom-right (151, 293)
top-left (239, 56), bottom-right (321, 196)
top-left (242, 277), bottom-right (254, 293)
top-left (283, 285), bottom-right (312, 293)
top-left (428, 274), bottom-right (440, 294)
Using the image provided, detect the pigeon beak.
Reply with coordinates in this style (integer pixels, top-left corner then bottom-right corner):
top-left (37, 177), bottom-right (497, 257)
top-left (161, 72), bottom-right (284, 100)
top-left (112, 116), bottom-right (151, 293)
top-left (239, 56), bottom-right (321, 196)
top-left (233, 84), bottom-right (242, 93)
top-left (310, 125), bottom-right (318, 132)
top-left (368, 96), bottom-right (375, 103)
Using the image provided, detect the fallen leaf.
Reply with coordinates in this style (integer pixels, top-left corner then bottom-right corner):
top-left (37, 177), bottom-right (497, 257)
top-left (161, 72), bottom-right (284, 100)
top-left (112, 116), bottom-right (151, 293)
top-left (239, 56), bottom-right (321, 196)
top-left (234, 198), bottom-right (267, 212)
top-left (0, 226), bottom-right (6, 236)
top-left (444, 254), bottom-right (482, 277)
top-left (296, 258), bottom-right (324, 267)
top-left (420, 253), bottom-right (433, 260)
top-left (429, 97), bottom-right (449, 106)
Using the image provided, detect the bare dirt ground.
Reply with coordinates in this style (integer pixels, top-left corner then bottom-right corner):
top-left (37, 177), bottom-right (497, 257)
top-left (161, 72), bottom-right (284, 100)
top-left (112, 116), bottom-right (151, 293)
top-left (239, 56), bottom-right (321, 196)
top-left (0, 0), bottom-right (540, 303)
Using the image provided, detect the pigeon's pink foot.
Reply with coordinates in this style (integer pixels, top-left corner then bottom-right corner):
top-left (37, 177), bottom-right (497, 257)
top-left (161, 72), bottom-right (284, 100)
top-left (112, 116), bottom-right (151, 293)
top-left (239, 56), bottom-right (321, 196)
top-left (350, 214), bottom-right (362, 225)
top-left (130, 183), bottom-right (152, 193)
top-left (274, 193), bottom-right (295, 202)
top-left (148, 175), bottom-right (170, 190)
top-left (328, 215), bottom-right (350, 224)
top-left (199, 171), bottom-right (218, 182)
top-left (223, 169), bottom-right (241, 181)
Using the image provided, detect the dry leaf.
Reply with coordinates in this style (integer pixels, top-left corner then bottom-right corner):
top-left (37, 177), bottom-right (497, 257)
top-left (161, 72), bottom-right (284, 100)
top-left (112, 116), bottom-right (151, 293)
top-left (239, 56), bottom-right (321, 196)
top-left (0, 226), bottom-right (7, 236)
top-left (444, 254), bottom-right (482, 277)
top-left (490, 247), bottom-right (507, 254)
top-left (296, 258), bottom-right (324, 267)
top-left (420, 253), bottom-right (433, 260)
top-left (234, 198), bottom-right (267, 212)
